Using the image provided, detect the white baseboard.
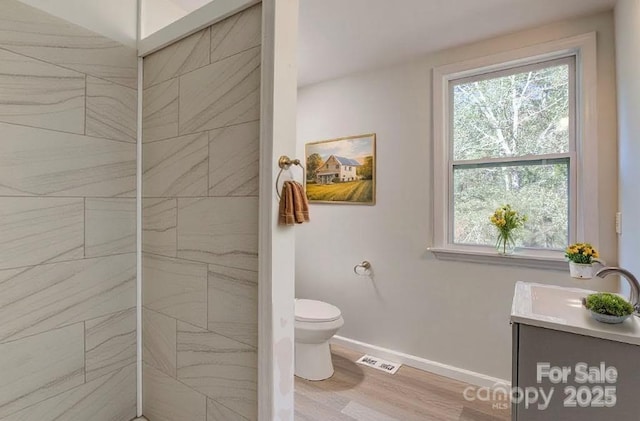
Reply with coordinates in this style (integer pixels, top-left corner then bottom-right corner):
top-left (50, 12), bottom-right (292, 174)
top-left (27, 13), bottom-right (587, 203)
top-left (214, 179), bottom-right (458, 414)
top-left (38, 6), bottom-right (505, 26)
top-left (331, 335), bottom-right (510, 388)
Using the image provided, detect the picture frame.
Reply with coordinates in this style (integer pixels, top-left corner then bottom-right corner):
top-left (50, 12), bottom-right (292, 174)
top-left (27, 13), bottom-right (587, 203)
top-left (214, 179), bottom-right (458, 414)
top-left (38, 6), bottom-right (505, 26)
top-left (304, 133), bottom-right (376, 205)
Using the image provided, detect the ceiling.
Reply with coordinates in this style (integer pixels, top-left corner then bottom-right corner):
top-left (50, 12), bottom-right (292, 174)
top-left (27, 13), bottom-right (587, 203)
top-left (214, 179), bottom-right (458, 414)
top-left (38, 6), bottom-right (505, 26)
top-left (141, 0), bottom-right (216, 38)
top-left (19, 0), bottom-right (616, 81)
top-left (169, 0), bottom-right (214, 11)
top-left (298, 0), bottom-right (617, 87)
top-left (18, 0), bottom-right (137, 47)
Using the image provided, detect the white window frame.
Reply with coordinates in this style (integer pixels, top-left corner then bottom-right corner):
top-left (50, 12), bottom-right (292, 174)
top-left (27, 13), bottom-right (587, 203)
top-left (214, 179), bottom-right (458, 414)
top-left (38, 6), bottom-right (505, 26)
top-left (430, 33), bottom-right (598, 269)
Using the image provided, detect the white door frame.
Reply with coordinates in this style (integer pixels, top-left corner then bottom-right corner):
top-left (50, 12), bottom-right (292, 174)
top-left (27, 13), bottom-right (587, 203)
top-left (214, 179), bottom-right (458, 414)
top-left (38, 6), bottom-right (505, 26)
top-left (258, 1), bottom-right (298, 419)
top-left (136, 1), bottom-right (298, 420)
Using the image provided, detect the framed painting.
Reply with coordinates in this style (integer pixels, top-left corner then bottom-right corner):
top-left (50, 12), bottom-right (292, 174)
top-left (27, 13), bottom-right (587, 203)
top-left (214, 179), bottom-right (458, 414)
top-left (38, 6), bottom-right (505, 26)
top-left (304, 133), bottom-right (376, 205)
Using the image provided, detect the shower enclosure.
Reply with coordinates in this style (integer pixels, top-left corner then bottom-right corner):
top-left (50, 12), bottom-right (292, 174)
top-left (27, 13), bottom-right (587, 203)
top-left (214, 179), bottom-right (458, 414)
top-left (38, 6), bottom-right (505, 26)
top-left (0, 0), bottom-right (297, 419)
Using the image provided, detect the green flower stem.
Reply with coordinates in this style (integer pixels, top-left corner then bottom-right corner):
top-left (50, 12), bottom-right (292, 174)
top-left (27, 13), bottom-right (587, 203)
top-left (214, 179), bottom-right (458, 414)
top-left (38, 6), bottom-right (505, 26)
top-left (496, 232), bottom-right (515, 254)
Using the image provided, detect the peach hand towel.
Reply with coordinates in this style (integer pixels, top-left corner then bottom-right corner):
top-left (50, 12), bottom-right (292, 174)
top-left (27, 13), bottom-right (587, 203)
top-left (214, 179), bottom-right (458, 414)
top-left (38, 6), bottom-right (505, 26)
top-left (278, 181), bottom-right (310, 225)
top-left (278, 181), bottom-right (296, 225)
top-left (292, 181), bottom-right (310, 223)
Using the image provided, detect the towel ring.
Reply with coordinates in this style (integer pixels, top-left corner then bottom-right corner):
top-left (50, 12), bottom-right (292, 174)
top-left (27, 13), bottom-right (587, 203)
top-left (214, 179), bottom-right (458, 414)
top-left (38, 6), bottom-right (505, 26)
top-left (276, 155), bottom-right (306, 200)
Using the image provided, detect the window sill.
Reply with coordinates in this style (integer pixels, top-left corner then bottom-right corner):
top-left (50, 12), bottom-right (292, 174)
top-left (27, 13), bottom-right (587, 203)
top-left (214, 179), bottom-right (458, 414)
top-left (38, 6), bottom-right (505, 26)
top-left (428, 246), bottom-right (569, 271)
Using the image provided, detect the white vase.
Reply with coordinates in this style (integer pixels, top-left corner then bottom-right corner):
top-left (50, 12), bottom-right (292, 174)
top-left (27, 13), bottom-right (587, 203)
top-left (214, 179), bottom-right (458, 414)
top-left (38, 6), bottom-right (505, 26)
top-left (569, 262), bottom-right (593, 279)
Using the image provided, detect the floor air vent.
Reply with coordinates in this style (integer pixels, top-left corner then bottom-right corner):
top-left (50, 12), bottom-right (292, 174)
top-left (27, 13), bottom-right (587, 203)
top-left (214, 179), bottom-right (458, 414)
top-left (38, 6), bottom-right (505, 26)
top-left (355, 355), bottom-right (402, 374)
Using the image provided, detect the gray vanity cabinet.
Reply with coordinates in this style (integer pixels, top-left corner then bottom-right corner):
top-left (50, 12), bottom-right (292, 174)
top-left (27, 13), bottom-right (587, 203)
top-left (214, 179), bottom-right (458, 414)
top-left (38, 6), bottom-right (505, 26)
top-left (512, 323), bottom-right (640, 420)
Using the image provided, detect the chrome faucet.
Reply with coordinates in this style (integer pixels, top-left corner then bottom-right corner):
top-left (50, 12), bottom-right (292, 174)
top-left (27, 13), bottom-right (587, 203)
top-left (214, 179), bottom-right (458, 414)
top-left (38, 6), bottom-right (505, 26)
top-left (595, 267), bottom-right (640, 314)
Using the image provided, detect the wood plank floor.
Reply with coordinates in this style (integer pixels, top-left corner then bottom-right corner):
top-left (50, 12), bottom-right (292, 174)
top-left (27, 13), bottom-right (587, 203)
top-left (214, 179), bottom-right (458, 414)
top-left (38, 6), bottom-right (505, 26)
top-left (294, 345), bottom-right (510, 421)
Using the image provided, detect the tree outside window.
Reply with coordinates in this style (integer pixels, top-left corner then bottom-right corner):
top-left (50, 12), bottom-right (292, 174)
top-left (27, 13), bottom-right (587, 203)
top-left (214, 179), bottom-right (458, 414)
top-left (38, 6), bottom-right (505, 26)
top-left (451, 57), bottom-right (574, 250)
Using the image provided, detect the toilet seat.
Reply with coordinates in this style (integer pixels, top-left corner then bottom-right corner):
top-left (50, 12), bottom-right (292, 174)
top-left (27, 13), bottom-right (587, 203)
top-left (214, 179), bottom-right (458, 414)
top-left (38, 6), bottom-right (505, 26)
top-left (295, 299), bottom-right (341, 323)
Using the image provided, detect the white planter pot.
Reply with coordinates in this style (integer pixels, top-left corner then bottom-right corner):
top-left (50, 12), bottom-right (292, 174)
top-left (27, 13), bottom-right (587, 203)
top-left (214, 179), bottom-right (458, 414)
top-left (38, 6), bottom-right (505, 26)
top-left (569, 262), bottom-right (593, 279)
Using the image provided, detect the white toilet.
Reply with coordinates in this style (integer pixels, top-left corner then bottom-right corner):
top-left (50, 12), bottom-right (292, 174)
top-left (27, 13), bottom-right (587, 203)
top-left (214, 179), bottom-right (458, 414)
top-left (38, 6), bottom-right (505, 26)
top-left (294, 299), bottom-right (344, 381)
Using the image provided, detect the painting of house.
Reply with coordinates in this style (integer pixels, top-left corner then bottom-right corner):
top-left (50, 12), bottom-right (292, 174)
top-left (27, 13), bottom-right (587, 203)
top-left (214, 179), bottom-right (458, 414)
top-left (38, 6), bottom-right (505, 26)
top-left (315, 155), bottom-right (361, 184)
top-left (305, 133), bottom-right (376, 205)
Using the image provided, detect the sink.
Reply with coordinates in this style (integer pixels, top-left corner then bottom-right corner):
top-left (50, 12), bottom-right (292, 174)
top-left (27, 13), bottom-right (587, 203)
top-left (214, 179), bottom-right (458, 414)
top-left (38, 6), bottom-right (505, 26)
top-left (511, 282), bottom-right (640, 346)
top-left (530, 284), bottom-right (587, 320)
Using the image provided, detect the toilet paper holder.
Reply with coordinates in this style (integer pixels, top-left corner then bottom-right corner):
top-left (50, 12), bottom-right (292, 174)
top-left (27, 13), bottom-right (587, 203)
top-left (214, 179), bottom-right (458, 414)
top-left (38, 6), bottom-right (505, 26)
top-left (354, 261), bottom-right (372, 276)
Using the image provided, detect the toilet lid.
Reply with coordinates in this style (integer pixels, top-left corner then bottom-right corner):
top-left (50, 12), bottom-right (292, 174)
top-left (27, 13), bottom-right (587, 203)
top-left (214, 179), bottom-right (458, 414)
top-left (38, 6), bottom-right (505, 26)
top-left (295, 299), bottom-right (341, 322)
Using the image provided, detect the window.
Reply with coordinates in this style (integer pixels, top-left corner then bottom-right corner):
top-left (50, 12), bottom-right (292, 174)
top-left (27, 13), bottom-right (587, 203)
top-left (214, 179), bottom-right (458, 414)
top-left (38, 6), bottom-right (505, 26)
top-left (336, 164), bottom-right (340, 169)
top-left (452, 57), bottom-right (574, 250)
top-left (431, 34), bottom-right (598, 267)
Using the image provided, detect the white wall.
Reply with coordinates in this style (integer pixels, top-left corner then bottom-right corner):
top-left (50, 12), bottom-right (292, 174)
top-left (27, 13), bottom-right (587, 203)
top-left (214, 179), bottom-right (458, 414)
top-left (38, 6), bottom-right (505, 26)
top-left (18, 0), bottom-right (137, 47)
top-left (296, 12), bottom-right (618, 381)
top-left (141, 0), bottom-right (188, 38)
top-left (615, 1), bottom-right (640, 280)
top-left (140, 0), bottom-right (220, 39)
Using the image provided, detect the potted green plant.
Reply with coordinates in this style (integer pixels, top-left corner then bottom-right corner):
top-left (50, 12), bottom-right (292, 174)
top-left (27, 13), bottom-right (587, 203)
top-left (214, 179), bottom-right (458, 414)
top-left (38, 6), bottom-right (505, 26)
top-left (489, 205), bottom-right (527, 255)
top-left (584, 292), bottom-right (634, 324)
top-left (565, 243), bottom-right (599, 279)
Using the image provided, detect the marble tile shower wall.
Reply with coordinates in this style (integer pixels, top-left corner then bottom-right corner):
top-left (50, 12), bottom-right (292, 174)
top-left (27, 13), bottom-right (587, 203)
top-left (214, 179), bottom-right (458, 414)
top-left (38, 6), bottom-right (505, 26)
top-left (0, 1), bottom-right (138, 420)
top-left (141, 4), bottom-right (261, 421)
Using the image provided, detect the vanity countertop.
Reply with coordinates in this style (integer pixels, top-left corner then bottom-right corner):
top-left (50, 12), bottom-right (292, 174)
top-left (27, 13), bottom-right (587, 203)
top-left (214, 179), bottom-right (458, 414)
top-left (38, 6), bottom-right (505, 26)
top-left (511, 281), bottom-right (640, 346)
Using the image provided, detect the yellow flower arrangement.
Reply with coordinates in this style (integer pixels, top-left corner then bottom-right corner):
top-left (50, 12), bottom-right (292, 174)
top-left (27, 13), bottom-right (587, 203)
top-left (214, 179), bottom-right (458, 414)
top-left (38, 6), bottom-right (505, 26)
top-left (565, 242), bottom-right (600, 264)
top-left (489, 205), bottom-right (527, 254)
